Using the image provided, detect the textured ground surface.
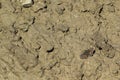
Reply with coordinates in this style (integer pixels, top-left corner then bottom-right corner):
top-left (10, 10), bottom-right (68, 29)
top-left (0, 0), bottom-right (120, 80)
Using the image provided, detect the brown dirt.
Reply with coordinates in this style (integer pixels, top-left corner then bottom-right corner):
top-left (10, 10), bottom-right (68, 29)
top-left (0, 0), bottom-right (120, 80)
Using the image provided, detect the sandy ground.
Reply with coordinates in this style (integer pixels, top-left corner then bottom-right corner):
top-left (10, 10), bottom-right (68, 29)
top-left (0, 0), bottom-right (120, 80)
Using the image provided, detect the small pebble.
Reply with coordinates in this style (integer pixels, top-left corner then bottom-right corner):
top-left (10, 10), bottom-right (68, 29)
top-left (80, 54), bottom-right (88, 59)
top-left (46, 45), bottom-right (54, 53)
top-left (57, 24), bottom-right (69, 33)
top-left (115, 58), bottom-right (120, 66)
top-left (33, 1), bottom-right (47, 13)
top-left (13, 36), bottom-right (22, 41)
top-left (80, 48), bottom-right (95, 59)
top-left (105, 51), bottom-right (115, 58)
top-left (56, 6), bottom-right (65, 15)
top-left (22, 0), bottom-right (33, 8)
top-left (112, 70), bottom-right (119, 76)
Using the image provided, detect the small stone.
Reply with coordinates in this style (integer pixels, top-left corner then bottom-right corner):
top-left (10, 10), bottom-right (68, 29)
top-left (56, 6), bottom-right (65, 15)
top-left (105, 52), bottom-right (115, 58)
top-left (32, 1), bottom-right (47, 13)
top-left (57, 24), bottom-right (69, 33)
top-left (80, 48), bottom-right (95, 59)
top-left (80, 53), bottom-right (88, 59)
top-left (103, 46), bottom-right (115, 58)
top-left (46, 45), bottom-right (54, 53)
top-left (115, 58), bottom-right (120, 66)
top-left (32, 42), bottom-right (41, 51)
top-left (46, 22), bottom-right (54, 30)
top-left (112, 70), bottom-right (119, 76)
top-left (13, 35), bottom-right (22, 41)
top-left (22, 0), bottom-right (33, 8)
top-left (19, 24), bottom-right (29, 32)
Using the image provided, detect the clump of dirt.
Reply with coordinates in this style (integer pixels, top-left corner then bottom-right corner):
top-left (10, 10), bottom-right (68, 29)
top-left (0, 0), bottom-right (120, 80)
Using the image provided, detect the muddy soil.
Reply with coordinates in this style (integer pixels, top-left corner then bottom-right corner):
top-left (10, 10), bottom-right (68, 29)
top-left (0, 0), bottom-right (120, 80)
